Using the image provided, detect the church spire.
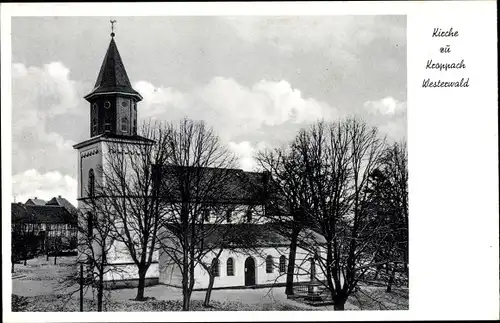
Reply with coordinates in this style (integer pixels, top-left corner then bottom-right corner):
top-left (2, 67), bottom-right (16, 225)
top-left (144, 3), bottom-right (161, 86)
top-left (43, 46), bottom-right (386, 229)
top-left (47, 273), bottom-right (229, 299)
top-left (84, 24), bottom-right (141, 138)
top-left (84, 26), bottom-right (142, 102)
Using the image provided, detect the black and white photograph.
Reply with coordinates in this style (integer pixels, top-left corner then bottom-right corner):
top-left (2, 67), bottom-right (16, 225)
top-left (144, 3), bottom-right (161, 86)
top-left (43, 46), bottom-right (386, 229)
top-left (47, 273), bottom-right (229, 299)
top-left (2, 1), bottom-right (498, 321)
top-left (8, 15), bottom-right (408, 312)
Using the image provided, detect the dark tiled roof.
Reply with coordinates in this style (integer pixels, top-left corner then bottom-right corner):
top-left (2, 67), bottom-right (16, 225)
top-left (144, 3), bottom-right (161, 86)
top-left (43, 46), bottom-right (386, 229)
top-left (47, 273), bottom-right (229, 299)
top-left (11, 203), bottom-right (77, 225)
top-left (84, 37), bottom-right (142, 101)
top-left (45, 196), bottom-right (77, 215)
top-left (25, 198), bottom-right (47, 206)
top-left (191, 223), bottom-right (290, 248)
top-left (158, 166), bottom-right (268, 204)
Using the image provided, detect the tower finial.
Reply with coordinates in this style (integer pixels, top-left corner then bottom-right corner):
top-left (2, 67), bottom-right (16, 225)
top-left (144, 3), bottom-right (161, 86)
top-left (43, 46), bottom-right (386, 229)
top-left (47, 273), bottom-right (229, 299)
top-left (110, 20), bottom-right (117, 37)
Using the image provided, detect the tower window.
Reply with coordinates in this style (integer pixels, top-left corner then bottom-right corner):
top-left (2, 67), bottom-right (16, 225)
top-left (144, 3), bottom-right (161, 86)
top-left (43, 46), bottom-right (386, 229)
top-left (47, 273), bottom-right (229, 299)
top-left (87, 212), bottom-right (94, 238)
top-left (88, 169), bottom-right (95, 197)
top-left (92, 118), bottom-right (98, 135)
top-left (133, 118), bottom-right (137, 134)
top-left (121, 116), bottom-right (128, 133)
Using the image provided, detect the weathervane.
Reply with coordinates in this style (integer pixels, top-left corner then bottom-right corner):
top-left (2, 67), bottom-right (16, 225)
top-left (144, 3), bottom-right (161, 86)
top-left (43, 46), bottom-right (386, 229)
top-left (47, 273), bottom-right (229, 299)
top-left (110, 20), bottom-right (117, 37)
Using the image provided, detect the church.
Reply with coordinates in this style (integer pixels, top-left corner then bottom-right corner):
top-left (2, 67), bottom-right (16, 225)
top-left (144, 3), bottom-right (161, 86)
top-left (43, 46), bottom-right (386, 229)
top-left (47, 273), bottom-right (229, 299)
top-left (73, 29), bottom-right (322, 290)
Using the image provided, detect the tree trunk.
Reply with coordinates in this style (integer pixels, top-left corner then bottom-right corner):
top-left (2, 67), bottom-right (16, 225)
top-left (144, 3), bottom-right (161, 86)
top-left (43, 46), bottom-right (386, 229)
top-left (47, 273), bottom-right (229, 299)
top-left (285, 231), bottom-right (299, 296)
top-left (386, 264), bottom-right (396, 293)
top-left (11, 259), bottom-right (15, 273)
top-left (54, 253), bottom-right (57, 265)
top-left (182, 261), bottom-right (190, 311)
top-left (182, 282), bottom-right (190, 311)
top-left (334, 301), bottom-right (345, 310)
top-left (334, 295), bottom-right (346, 311)
top-left (97, 270), bottom-right (104, 312)
top-left (204, 273), bottom-right (215, 307)
top-left (135, 267), bottom-right (147, 301)
top-left (24, 258), bottom-right (27, 266)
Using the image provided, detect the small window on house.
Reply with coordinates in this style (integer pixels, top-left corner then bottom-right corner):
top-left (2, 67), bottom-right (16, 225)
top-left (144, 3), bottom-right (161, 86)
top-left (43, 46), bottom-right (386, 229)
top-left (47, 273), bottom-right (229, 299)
top-left (227, 257), bottom-right (234, 276)
top-left (212, 258), bottom-right (220, 277)
top-left (203, 209), bottom-right (210, 222)
top-left (246, 210), bottom-right (253, 223)
top-left (88, 169), bottom-right (95, 197)
top-left (226, 209), bottom-right (232, 223)
top-left (279, 255), bottom-right (286, 273)
top-left (266, 255), bottom-right (274, 273)
top-left (121, 116), bottom-right (128, 133)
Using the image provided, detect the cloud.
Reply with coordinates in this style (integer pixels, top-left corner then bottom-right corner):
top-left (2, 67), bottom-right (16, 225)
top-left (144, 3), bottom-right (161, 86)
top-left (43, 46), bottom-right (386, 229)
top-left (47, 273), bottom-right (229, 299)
top-left (12, 62), bottom-right (88, 176)
top-left (364, 97), bottom-right (406, 116)
top-left (12, 169), bottom-right (78, 207)
top-left (362, 97), bottom-right (407, 142)
top-left (223, 16), bottom-right (406, 65)
top-left (228, 141), bottom-right (267, 171)
top-left (134, 77), bottom-right (337, 142)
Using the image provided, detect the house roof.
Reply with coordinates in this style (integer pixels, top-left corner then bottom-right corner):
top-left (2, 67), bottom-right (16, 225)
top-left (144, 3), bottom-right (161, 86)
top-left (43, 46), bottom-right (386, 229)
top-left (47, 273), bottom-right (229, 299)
top-left (11, 203), bottom-right (77, 225)
top-left (84, 37), bottom-right (142, 101)
top-left (25, 198), bottom-right (47, 206)
top-left (45, 196), bottom-right (77, 215)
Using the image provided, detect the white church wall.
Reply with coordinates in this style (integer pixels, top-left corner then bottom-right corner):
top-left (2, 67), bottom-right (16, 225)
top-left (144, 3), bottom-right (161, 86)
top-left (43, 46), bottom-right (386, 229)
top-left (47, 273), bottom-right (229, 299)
top-left (161, 245), bottom-right (324, 290)
top-left (77, 142), bottom-right (103, 203)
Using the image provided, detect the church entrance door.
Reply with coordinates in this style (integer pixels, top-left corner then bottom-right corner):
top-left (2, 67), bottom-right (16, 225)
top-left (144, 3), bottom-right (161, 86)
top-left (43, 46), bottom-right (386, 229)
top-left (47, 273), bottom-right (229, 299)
top-left (244, 257), bottom-right (256, 286)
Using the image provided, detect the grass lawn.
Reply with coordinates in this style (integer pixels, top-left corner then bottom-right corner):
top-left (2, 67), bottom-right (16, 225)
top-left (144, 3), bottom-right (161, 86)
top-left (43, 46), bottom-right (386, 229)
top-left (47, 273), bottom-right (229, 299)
top-left (12, 255), bottom-right (408, 311)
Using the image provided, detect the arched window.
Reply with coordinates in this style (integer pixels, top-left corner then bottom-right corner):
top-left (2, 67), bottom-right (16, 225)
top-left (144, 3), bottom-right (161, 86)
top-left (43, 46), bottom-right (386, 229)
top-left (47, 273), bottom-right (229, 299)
top-left (121, 116), bottom-right (128, 133)
top-left (279, 255), bottom-right (286, 273)
top-left (212, 258), bottom-right (220, 277)
top-left (266, 255), bottom-right (274, 273)
top-left (88, 169), bottom-right (95, 197)
top-left (227, 257), bottom-right (234, 276)
top-left (87, 212), bottom-right (93, 238)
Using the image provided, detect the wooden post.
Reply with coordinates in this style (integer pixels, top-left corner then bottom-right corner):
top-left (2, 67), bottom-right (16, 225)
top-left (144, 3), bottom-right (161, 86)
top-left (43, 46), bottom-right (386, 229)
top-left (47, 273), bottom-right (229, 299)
top-left (80, 262), bottom-right (84, 312)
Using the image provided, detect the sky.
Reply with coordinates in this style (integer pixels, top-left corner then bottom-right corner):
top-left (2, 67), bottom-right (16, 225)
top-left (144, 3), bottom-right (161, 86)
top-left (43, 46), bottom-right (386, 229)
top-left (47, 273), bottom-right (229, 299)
top-left (11, 16), bottom-right (407, 206)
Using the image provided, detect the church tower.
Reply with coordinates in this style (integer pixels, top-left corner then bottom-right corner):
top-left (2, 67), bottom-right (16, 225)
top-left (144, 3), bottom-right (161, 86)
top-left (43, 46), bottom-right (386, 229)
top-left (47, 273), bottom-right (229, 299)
top-left (84, 32), bottom-right (142, 137)
top-left (73, 27), bottom-right (152, 205)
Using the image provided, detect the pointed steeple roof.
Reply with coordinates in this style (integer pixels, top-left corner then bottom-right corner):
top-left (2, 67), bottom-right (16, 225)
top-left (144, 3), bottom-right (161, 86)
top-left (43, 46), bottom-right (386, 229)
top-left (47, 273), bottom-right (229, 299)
top-left (84, 36), bottom-right (142, 101)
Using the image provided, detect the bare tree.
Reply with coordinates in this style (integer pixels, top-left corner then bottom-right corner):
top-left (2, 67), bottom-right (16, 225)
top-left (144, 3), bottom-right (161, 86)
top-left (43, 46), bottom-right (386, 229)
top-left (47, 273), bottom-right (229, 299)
top-left (287, 118), bottom-right (388, 310)
top-left (256, 143), bottom-right (313, 296)
top-left (90, 121), bottom-right (170, 301)
top-left (157, 118), bottom-right (238, 311)
top-left (372, 140), bottom-right (408, 291)
top-left (75, 205), bottom-right (118, 311)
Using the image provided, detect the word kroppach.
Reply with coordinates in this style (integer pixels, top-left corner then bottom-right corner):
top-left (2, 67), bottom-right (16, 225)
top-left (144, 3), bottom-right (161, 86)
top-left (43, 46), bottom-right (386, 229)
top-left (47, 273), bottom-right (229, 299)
top-left (426, 59), bottom-right (466, 71)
